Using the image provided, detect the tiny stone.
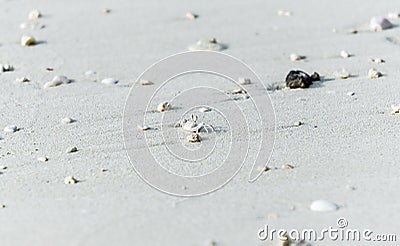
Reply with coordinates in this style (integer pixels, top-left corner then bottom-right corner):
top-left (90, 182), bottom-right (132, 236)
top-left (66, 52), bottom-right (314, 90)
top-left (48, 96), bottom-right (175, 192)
top-left (368, 68), bottom-right (382, 79)
top-left (16, 77), bottom-right (30, 83)
top-left (44, 80), bottom-right (62, 88)
top-left (238, 77), bottom-right (251, 85)
top-left (0, 204), bottom-right (5, 209)
top-left (293, 121), bottom-right (302, 127)
top-left (285, 70), bottom-right (319, 89)
top-left (188, 39), bottom-right (227, 51)
top-left (28, 9), bottom-right (41, 19)
top-left (52, 75), bottom-right (70, 84)
top-left (101, 78), bottom-right (118, 85)
top-left (4, 125), bottom-right (18, 133)
top-left (347, 29), bottom-right (358, 34)
top-left (64, 176), bottom-right (78, 184)
top-left (199, 107), bottom-right (211, 113)
top-left (185, 12), bottom-right (198, 20)
top-left (277, 10), bottom-right (292, 16)
top-left (337, 68), bottom-right (350, 79)
top-left (232, 88), bottom-right (247, 94)
top-left (281, 164), bottom-right (294, 169)
top-left (369, 58), bottom-right (385, 63)
top-left (61, 117), bottom-right (75, 124)
top-left (347, 91), bottom-right (355, 96)
top-left (37, 156), bottom-right (48, 162)
top-left (102, 8), bottom-right (111, 14)
top-left (20, 35), bottom-right (36, 46)
top-left (310, 200), bottom-right (339, 212)
top-left (0, 166), bottom-right (7, 170)
top-left (137, 125), bottom-right (151, 131)
top-left (1, 64), bottom-right (13, 72)
top-left (66, 147), bottom-right (78, 153)
top-left (140, 79), bottom-right (153, 86)
top-left (290, 53), bottom-right (305, 61)
top-left (340, 50), bottom-right (350, 58)
top-left (157, 101), bottom-right (170, 112)
top-left (100, 168), bottom-right (108, 172)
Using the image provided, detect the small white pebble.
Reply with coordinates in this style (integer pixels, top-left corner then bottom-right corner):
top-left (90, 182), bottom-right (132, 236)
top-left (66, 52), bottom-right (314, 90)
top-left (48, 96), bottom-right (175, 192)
top-left (140, 79), bottom-right (153, 86)
top-left (4, 125), bottom-right (18, 133)
top-left (185, 12), bottom-right (198, 20)
top-left (368, 68), bottom-right (382, 79)
top-left (238, 77), bottom-right (251, 85)
top-left (101, 8), bottom-right (111, 14)
top-left (61, 117), bottom-right (75, 124)
top-left (388, 12), bottom-right (400, 19)
top-left (66, 147), bottom-right (78, 153)
top-left (199, 107), bottom-right (211, 113)
top-left (44, 80), bottom-right (62, 88)
top-left (20, 35), bottom-right (36, 46)
top-left (369, 58), bottom-right (385, 63)
top-left (64, 176), bottom-right (78, 184)
top-left (347, 91), bottom-right (355, 96)
top-left (137, 125), bottom-right (151, 131)
top-left (101, 78), bottom-right (118, 85)
top-left (37, 156), bottom-right (48, 162)
top-left (232, 88), bottom-right (247, 94)
top-left (277, 10), bottom-right (292, 16)
top-left (337, 69), bottom-right (350, 79)
top-left (290, 53), bottom-right (305, 61)
top-left (1, 64), bottom-right (13, 72)
top-left (310, 200), bottom-right (339, 212)
top-left (293, 121), bottom-right (302, 127)
top-left (44, 75), bottom-right (69, 88)
top-left (16, 77), bottom-right (30, 83)
top-left (157, 102), bottom-right (170, 112)
top-left (0, 204), bottom-right (5, 209)
top-left (84, 70), bottom-right (96, 76)
top-left (340, 50), bottom-right (350, 58)
top-left (28, 9), bottom-right (41, 19)
top-left (281, 164), bottom-right (294, 169)
top-left (0, 166), bottom-right (7, 170)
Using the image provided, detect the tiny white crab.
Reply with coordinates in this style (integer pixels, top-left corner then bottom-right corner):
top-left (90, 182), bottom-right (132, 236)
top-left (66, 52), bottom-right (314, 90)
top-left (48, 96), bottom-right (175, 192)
top-left (177, 114), bottom-right (214, 133)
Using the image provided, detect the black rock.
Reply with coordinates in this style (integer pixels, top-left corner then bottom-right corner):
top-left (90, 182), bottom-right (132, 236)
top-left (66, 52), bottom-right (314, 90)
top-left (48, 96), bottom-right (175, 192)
top-left (285, 70), bottom-right (320, 89)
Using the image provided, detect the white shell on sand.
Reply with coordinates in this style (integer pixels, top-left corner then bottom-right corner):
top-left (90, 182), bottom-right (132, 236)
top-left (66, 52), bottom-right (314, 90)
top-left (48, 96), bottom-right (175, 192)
top-left (101, 78), bottom-right (118, 85)
top-left (277, 10), bottom-right (292, 16)
top-left (20, 35), bottom-right (36, 46)
top-left (140, 79), bottom-right (153, 86)
top-left (340, 50), bottom-right (350, 58)
top-left (369, 58), bottom-right (385, 63)
top-left (188, 39), bottom-right (227, 51)
top-left (199, 107), bottom-right (211, 113)
top-left (336, 68), bottom-right (350, 79)
top-left (137, 125), bottom-right (151, 131)
top-left (16, 77), bottom-right (30, 83)
top-left (347, 91), bottom-right (355, 96)
top-left (238, 77), bottom-right (251, 85)
top-left (28, 9), bottom-right (41, 19)
top-left (37, 156), bottom-right (48, 162)
top-left (310, 200), bottom-right (339, 212)
top-left (4, 125), bottom-right (18, 133)
top-left (368, 68), bottom-right (382, 79)
top-left (157, 102), bottom-right (170, 112)
top-left (61, 117), bottom-right (75, 124)
top-left (185, 12), bottom-right (198, 20)
top-left (44, 75), bottom-right (70, 88)
top-left (370, 17), bottom-right (392, 31)
top-left (64, 176), bottom-right (78, 184)
top-left (290, 53), bottom-right (305, 61)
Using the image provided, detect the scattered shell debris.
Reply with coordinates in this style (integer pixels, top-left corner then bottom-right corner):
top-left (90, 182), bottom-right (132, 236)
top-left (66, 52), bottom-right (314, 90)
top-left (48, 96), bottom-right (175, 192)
top-left (310, 200), bottom-right (339, 212)
top-left (185, 12), bottom-right (198, 20)
top-left (61, 117), bottom-right (75, 124)
top-left (4, 125), bottom-right (18, 133)
top-left (66, 147), bottom-right (78, 153)
top-left (367, 68), bottom-right (382, 79)
top-left (231, 88), bottom-right (247, 94)
top-left (370, 16), bottom-right (392, 31)
top-left (157, 101), bottom-right (170, 112)
top-left (285, 70), bottom-right (320, 89)
top-left (277, 10), bottom-right (292, 16)
top-left (20, 35), bottom-right (36, 46)
top-left (37, 156), bottom-right (48, 162)
top-left (16, 77), bottom-right (30, 83)
top-left (64, 176), bottom-right (78, 184)
top-left (137, 125), bottom-right (151, 131)
top-left (1, 64), bottom-right (13, 72)
top-left (101, 78), bottom-right (118, 85)
top-left (44, 75), bottom-right (70, 88)
top-left (199, 107), bottom-right (211, 113)
top-left (238, 77), bottom-right (251, 85)
top-left (290, 53), bottom-right (306, 61)
top-left (187, 133), bottom-right (201, 143)
top-left (369, 58), bottom-right (385, 63)
top-left (188, 38), bottom-right (227, 51)
top-left (28, 9), bottom-right (41, 19)
top-left (388, 12), bottom-right (400, 19)
top-left (281, 164), bottom-right (294, 169)
top-left (340, 50), bottom-right (350, 58)
top-left (140, 79), bottom-right (153, 86)
top-left (390, 104), bottom-right (400, 114)
top-left (336, 68), bottom-right (351, 79)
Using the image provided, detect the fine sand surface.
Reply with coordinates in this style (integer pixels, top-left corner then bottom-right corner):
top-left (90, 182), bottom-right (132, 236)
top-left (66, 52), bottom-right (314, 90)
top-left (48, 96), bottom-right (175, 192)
top-left (1, 0), bottom-right (400, 245)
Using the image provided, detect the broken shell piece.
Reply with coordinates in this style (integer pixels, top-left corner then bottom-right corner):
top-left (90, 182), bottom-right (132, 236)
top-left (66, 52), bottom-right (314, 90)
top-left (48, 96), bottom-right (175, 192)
top-left (340, 50), bottom-right (350, 58)
top-left (346, 29), bottom-right (358, 34)
top-left (310, 200), bottom-right (339, 212)
top-left (137, 125), bottom-right (151, 131)
top-left (187, 133), bottom-right (201, 143)
top-left (370, 17), bottom-right (392, 31)
top-left (140, 79), bottom-right (153, 86)
top-left (285, 70), bottom-right (320, 89)
top-left (281, 164), bottom-right (294, 169)
top-left (157, 102), bottom-right (170, 112)
top-left (185, 12), bottom-right (198, 20)
top-left (66, 147), bottom-right (78, 153)
top-left (368, 68), bottom-right (382, 79)
top-left (188, 39), bottom-right (227, 51)
top-left (277, 10), bottom-right (292, 16)
top-left (290, 53), bottom-right (306, 61)
top-left (293, 121), bottom-right (302, 127)
top-left (336, 69), bottom-right (351, 79)
top-left (1, 64), bottom-right (13, 72)
top-left (231, 88), bottom-right (247, 94)
top-left (369, 58), bottom-right (385, 63)
top-left (61, 117), bottom-right (75, 124)
top-left (20, 35), bottom-right (36, 46)
top-left (16, 77), bottom-right (30, 83)
top-left (390, 104), bottom-right (400, 114)
top-left (64, 176), bottom-right (78, 184)
top-left (199, 107), bottom-right (211, 113)
top-left (102, 8), bottom-right (111, 14)
top-left (101, 78), bottom-right (118, 85)
top-left (28, 9), bottom-right (41, 19)
top-left (347, 91), bottom-right (355, 96)
top-left (44, 75), bottom-right (70, 88)
top-left (238, 77), bottom-right (251, 85)
top-left (4, 125), bottom-right (18, 133)
top-left (388, 12), bottom-right (400, 19)
top-left (37, 156), bottom-right (48, 162)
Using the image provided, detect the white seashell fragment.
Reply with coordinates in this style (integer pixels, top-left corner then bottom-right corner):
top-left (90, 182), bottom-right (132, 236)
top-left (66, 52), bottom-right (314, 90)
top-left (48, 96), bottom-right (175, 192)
top-left (188, 38), bottom-right (227, 51)
top-left (140, 79), bottom-right (153, 86)
top-left (157, 102), bottom-right (170, 112)
top-left (66, 147), bottom-right (78, 153)
top-left (347, 91), bottom-right (355, 96)
top-left (281, 164), bottom-right (294, 169)
top-left (185, 12), bottom-right (198, 20)
top-left (137, 125), bottom-right (151, 131)
top-left (101, 8), bottom-right (111, 14)
top-left (388, 12), bottom-right (400, 19)
top-left (61, 117), bottom-right (75, 124)
top-left (290, 53), bottom-right (305, 61)
top-left (4, 125), bottom-right (18, 133)
top-left (101, 78), bottom-right (118, 85)
top-left (390, 104), bottom-right (400, 114)
top-left (232, 88), bottom-right (247, 94)
top-left (369, 58), bottom-right (385, 63)
top-left (20, 35), bottom-right (36, 46)
top-left (277, 10), bottom-right (292, 16)
top-left (28, 9), bottom-right (41, 19)
top-left (368, 68), bottom-right (382, 79)
top-left (37, 156), bottom-right (48, 162)
top-left (199, 107), bottom-right (211, 113)
top-left (238, 77), bottom-right (251, 85)
top-left (64, 176), bottom-right (78, 184)
top-left (310, 200), bottom-right (339, 212)
top-left (16, 77), bottom-right (30, 83)
top-left (44, 76), bottom-right (69, 88)
top-left (370, 17), bottom-right (392, 31)
top-left (336, 68), bottom-right (350, 79)
top-left (340, 50), bottom-right (350, 58)
top-left (44, 80), bottom-right (62, 88)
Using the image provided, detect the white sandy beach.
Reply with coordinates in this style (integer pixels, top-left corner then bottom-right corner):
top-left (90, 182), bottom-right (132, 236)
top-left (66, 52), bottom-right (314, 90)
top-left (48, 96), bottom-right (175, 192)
top-left (0, 0), bottom-right (399, 245)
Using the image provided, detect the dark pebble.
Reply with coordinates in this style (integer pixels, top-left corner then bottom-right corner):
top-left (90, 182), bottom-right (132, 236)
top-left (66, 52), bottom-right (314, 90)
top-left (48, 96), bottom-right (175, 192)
top-left (285, 70), bottom-right (320, 89)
